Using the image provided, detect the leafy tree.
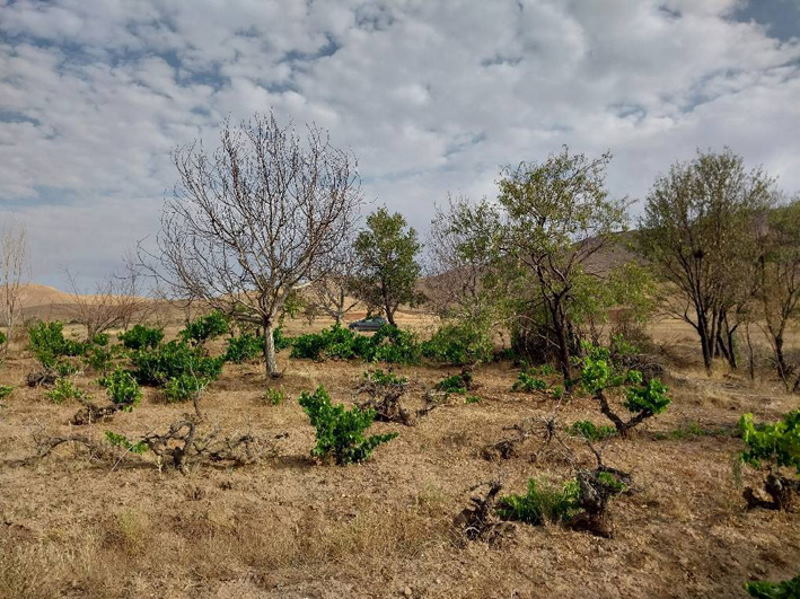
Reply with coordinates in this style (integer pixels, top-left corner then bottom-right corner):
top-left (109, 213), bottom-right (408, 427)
top-left (753, 198), bottom-right (800, 391)
top-left (434, 148), bottom-right (627, 387)
top-left (639, 149), bottom-right (773, 372)
top-left (352, 207), bottom-right (424, 326)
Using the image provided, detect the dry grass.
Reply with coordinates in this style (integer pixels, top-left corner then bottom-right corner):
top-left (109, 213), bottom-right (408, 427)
top-left (1, 312), bottom-right (799, 598)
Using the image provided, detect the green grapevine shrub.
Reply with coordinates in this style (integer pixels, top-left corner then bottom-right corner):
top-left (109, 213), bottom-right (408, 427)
top-left (579, 342), bottom-right (671, 437)
top-left (464, 394), bottom-right (481, 404)
top-left (90, 333), bottom-right (110, 346)
top-left (436, 372), bottom-right (471, 394)
top-left (0, 330), bottom-right (7, 346)
top-left (119, 325), bottom-right (164, 351)
top-left (0, 385), bottom-right (13, 400)
top-left (363, 368), bottom-right (408, 387)
top-left (420, 322), bottom-right (494, 366)
top-left (179, 311), bottom-right (229, 346)
top-left (367, 325), bottom-right (421, 364)
top-left (45, 378), bottom-right (85, 404)
top-left (105, 431), bottom-right (148, 454)
top-left (497, 478), bottom-right (580, 525)
top-left (163, 373), bottom-right (210, 403)
top-left (273, 327), bottom-right (293, 351)
top-left (738, 410), bottom-right (800, 510)
top-left (102, 369), bottom-right (141, 409)
top-left (28, 321), bottom-right (85, 367)
top-left (745, 573), bottom-right (800, 599)
top-left (511, 370), bottom-right (548, 392)
top-left (568, 420), bottom-right (616, 441)
top-left (131, 340), bottom-right (224, 386)
top-left (298, 385), bottom-right (398, 465)
top-left (224, 332), bottom-right (262, 363)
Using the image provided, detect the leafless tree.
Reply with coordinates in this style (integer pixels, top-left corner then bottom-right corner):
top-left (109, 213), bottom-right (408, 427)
top-left (67, 256), bottom-right (152, 340)
top-left (152, 112), bottom-right (361, 377)
top-left (0, 222), bottom-right (29, 350)
top-left (306, 234), bottom-right (360, 325)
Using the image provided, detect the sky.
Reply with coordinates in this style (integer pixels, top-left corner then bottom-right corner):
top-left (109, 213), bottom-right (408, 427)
top-left (1, 0), bottom-right (799, 289)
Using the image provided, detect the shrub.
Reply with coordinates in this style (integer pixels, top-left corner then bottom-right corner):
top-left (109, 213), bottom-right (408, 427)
top-left (436, 372), bottom-right (471, 394)
top-left (119, 325), bottom-right (164, 351)
top-left (28, 321), bottom-right (85, 367)
top-left (738, 410), bottom-right (800, 510)
top-left (368, 325), bottom-right (421, 364)
top-left (0, 330), bottom-right (7, 346)
top-left (131, 340), bottom-right (224, 386)
top-left (101, 369), bottom-right (142, 409)
top-left (363, 368), bottom-right (408, 387)
top-left (568, 420), bottom-right (616, 441)
top-left (512, 371), bottom-right (548, 392)
top-left (90, 333), bottom-right (110, 346)
top-left (0, 385), bottom-right (13, 400)
top-left (273, 327), bottom-right (293, 351)
top-left (579, 343), bottom-right (671, 436)
top-left (262, 388), bottom-right (286, 405)
top-left (84, 343), bottom-right (126, 373)
top-left (105, 431), bottom-right (148, 454)
top-left (224, 332), bottom-right (263, 363)
top-left (291, 325), bottom-right (367, 361)
top-left (45, 378), bottom-right (85, 404)
top-left (421, 322), bottom-right (494, 366)
top-left (163, 373), bottom-right (210, 403)
top-left (179, 311), bottom-right (229, 346)
top-left (497, 478), bottom-right (580, 525)
top-left (745, 573), bottom-right (800, 599)
top-left (298, 385), bottom-right (398, 465)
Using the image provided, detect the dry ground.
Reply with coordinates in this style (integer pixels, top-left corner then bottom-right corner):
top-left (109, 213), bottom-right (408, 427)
top-left (0, 313), bottom-right (798, 599)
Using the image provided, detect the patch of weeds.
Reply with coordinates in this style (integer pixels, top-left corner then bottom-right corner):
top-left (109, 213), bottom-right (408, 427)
top-left (497, 478), bottom-right (580, 525)
top-left (262, 388), bottom-right (287, 405)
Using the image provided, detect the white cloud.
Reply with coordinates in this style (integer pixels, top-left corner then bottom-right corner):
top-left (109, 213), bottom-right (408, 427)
top-left (0, 0), bottom-right (798, 286)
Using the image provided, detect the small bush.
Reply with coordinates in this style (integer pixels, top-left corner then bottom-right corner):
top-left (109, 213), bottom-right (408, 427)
top-left (745, 573), bottom-right (800, 599)
top-left (497, 478), bottom-right (580, 525)
top-left (131, 340), bottom-right (224, 386)
top-left (0, 330), bottom-right (6, 346)
top-left (291, 324), bottom-right (418, 364)
top-left (368, 325), bottom-right (421, 364)
top-left (262, 388), bottom-right (286, 405)
top-left (102, 369), bottom-right (141, 409)
top-left (0, 385), bottom-right (14, 400)
top-left (579, 342), bottom-right (671, 436)
top-left (28, 321), bottom-right (85, 367)
top-left (119, 325), bottom-right (164, 351)
top-left (105, 431), bottom-right (148, 454)
top-left (298, 385), bottom-right (398, 465)
top-left (738, 410), bottom-right (800, 510)
top-left (512, 371), bottom-right (548, 392)
top-left (273, 327), bottom-right (293, 351)
top-left (465, 394), bottom-right (481, 404)
top-left (163, 373), bottom-right (210, 403)
top-left (421, 322), bottom-right (494, 366)
top-left (45, 378), bottom-right (85, 404)
top-left (568, 420), bottom-right (616, 441)
top-left (90, 333), bottom-right (110, 346)
top-left (436, 372), bottom-right (471, 394)
top-left (224, 332), bottom-right (263, 363)
top-left (179, 311), bottom-right (229, 346)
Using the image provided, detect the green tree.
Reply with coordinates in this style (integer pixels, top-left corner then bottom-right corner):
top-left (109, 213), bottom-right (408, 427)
top-left (353, 207), bottom-right (424, 327)
top-left (754, 198), bottom-right (800, 391)
top-left (639, 149), bottom-right (773, 373)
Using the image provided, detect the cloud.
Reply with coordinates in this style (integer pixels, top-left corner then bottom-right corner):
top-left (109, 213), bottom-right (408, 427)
top-left (0, 0), bottom-right (798, 287)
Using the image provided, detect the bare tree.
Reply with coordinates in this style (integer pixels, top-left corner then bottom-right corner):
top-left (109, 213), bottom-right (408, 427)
top-left (0, 222), bottom-right (29, 349)
top-left (67, 258), bottom-right (152, 340)
top-left (306, 233), bottom-right (360, 325)
top-left (153, 112), bottom-right (361, 377)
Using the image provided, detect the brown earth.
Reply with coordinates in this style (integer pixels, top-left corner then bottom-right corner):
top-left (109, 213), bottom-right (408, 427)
top-left (0, 313), bottom-right (798, 599)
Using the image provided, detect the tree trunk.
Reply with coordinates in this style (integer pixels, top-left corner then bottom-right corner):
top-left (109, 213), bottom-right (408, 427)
top-left (550, 302), bottom-right (572, 388)
top-left (263, 318), bottom-right (280, 378)
top-left (696, 308), bottom-right (713, 374)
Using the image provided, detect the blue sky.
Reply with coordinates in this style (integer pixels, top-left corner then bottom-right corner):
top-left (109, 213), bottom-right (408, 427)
top-left (1, 0), bottom-right (799, 289)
